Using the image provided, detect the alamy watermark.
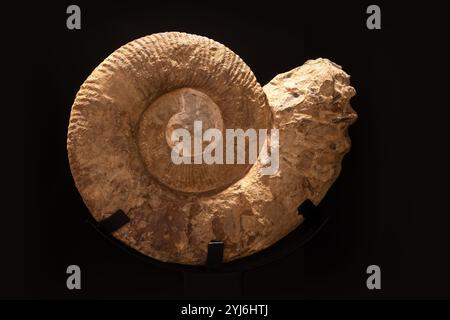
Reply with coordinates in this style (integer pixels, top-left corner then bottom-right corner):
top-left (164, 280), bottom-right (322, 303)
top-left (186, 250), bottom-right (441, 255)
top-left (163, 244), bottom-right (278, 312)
top-left (366, 5), bottom-right (381, 30)
top-left (170, 121), bottom-right (280, 176)
top-left (66, 265), bottom-right (81, 290)
top-left (66, 5), bottom-right (81, 30)
top-left (366, 265), bottom-right (381, 290)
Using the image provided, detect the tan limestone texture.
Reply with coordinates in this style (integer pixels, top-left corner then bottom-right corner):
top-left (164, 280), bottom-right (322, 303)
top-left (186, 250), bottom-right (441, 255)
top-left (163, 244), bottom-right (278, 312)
top-left (67, 32), bottom-right (357, 265)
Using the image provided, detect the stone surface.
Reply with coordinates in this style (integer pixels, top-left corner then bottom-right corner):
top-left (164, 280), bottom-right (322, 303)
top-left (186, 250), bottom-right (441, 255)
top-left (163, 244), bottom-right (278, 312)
top-left (67, 32), bottom-right (357, 265)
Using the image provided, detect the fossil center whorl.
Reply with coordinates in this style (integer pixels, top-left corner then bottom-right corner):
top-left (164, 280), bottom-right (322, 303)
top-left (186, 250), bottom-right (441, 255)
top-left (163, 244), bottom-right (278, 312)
top-left (137, 87), bottom-right (252, 194)
top-left (163, 88), bottom-right (224, 155)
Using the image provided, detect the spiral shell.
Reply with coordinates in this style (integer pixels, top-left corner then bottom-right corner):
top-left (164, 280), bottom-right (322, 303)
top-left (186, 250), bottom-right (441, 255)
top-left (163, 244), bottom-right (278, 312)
top-left (68, 32), bottom-right (356, 265)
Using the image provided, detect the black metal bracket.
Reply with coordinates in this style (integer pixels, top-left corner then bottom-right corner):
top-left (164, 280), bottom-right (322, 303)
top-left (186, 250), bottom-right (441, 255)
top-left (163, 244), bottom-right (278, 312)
top-left (88, 209), bottom-right (130, 233)
top-left (206, 240), bottom-right (224, 270)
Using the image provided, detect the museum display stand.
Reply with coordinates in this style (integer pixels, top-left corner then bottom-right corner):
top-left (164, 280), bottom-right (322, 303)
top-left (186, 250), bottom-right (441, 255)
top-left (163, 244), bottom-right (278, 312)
top-left (87, 200), bottom-right (328, 298)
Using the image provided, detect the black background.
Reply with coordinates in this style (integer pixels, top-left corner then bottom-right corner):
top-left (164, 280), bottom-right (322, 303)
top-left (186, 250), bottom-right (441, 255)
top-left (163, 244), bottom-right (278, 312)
top-left (12, 1), bottom-right (448, 299)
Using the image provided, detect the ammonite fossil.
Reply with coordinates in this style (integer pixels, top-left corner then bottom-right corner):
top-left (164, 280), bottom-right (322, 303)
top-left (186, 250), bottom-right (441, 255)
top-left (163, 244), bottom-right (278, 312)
top-left (67, 32), bottom-right (357, 265)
